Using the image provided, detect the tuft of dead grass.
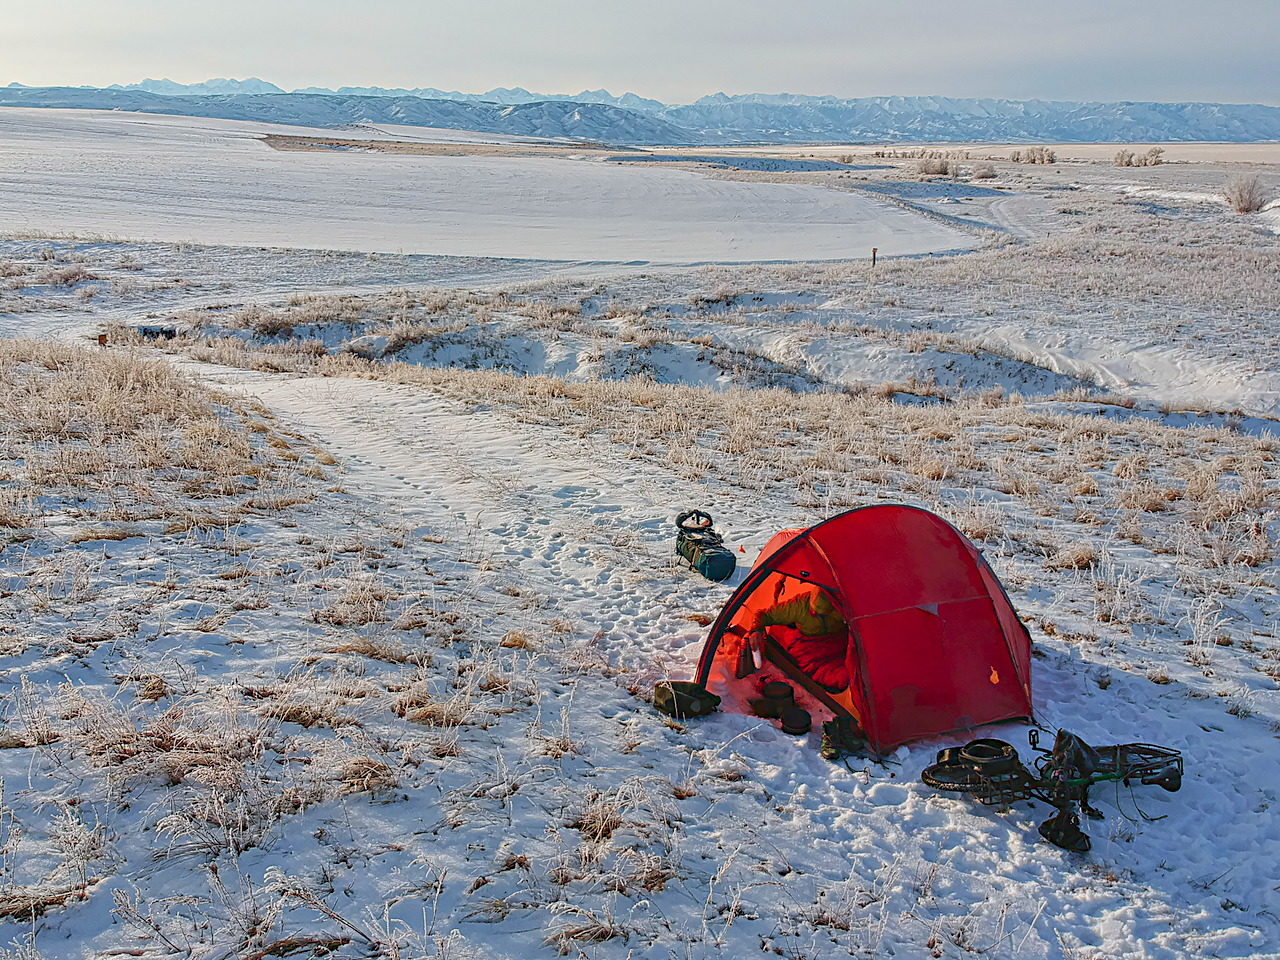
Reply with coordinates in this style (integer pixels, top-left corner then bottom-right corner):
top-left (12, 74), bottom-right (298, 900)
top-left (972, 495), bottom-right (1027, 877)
top-left (0, 883), bottom-right (98, 921)
top-left (337, 756), bottom-right (398, 794)
top-left (1046, 544), bottom-right (1098, 570)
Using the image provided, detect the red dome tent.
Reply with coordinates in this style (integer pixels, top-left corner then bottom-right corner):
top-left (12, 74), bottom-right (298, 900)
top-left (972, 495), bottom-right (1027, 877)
top-left (695, 505), bottom-right (1033, 752)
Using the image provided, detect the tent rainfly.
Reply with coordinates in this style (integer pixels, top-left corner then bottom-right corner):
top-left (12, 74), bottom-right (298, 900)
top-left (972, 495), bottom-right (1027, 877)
top-left (695, 505), bottom-right (1033, 752)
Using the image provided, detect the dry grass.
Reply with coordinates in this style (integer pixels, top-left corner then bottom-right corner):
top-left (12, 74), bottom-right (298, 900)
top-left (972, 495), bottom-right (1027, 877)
top-left (0, 883), bottom-right (97, 921)
top-left (1046, 544), bottom-right (1098, 571)
top-left (393, 684), bottom-right (475, 727)
top-left (337, 756), bottom-right (398, 795)
top-left (0, 337), bottom-right (565, 951)
top-left (1223, 174), bottom-right (1272, 214)
top-left (32, 264), bottom-right (97, 287)
top-left (501, 629), bottom-right (538, 649)
top-left (1114, 147), bottom-right (1164, 167)
top-left (159, 332), bottom-right (1277, 586)
top-left (66, 524), bottom-right (143, 544)
top-left (326, 635), bottom-right (429, 665)
top-left (259, 700), bottom-right (356, 729)
top-left (313, 576), bottom-right (395, 627)
top-left (1008, 146), bottom-right (1055, 164)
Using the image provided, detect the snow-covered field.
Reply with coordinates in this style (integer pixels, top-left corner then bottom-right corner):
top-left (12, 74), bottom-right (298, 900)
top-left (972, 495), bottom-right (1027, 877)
top-left (0, 109), bottom-right (975, 262)
top-left (1, 110), bottom-right (1278, 959)
top-left (664, 142), bottom-right (1280, 165)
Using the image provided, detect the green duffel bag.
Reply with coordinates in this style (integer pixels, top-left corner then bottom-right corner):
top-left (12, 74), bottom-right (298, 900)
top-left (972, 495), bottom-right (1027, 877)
top-left (654, 680), bottom-right (721, 719)
top-left (675, 510), bottom-right (737, 583)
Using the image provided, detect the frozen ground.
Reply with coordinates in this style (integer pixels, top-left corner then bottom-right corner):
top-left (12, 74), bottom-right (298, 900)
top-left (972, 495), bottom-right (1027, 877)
top-left (0, 109), bottom-right (975, 262)
top-left (667, 142), bottom-right (1280, 165)
top-left (0, 237), bottom-right (642, 342)
top-left (1, 129), bottom-right (1278, 959)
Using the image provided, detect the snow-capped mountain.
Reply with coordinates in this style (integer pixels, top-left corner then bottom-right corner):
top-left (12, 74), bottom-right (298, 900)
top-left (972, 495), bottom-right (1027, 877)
top-left (107, 77), bottom-right (286, 96)
top-left (0, 86), bottom-right (695, 145)
top-left (4, 79), bottom-right (1280, 144)
top-left (120, 79), bottom-right (667, 113)
top-left (661, 93), bottom-right (1280, 143)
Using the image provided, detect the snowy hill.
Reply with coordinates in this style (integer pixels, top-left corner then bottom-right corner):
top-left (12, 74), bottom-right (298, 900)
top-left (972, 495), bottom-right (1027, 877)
top-left (94, 78), bottom-right (667, 113)
top-left (663, 93), bottom-right (1280, 143)
top-left (4, 80), bottom-right (1280, 143)
top-left (294, 83), bottom-right (668, 113)
top-left (0, 86), bottom-right (694, 145)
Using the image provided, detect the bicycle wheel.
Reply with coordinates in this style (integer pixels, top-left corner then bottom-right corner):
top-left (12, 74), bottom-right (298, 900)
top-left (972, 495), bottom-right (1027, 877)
top-left (922, 761), bottom-right (983, 792)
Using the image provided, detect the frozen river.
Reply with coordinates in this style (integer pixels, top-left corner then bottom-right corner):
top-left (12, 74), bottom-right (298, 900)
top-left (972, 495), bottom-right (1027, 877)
top-left (0, 108), bottom-right (976, 262)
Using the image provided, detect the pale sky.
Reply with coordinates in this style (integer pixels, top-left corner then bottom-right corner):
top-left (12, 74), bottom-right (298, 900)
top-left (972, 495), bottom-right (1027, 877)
top-left (7, 0), bottom-right (1278, 105)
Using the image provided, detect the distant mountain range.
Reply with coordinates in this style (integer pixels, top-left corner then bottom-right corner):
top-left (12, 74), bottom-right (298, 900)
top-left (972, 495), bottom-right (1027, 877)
top-left (105, 77), bottom-right (670, 112)
top-left (0, 85), bottom-right (694, 144)
top-left (107, 77), bottom-right (288, 97)
top-left (5, 78), bottom-right (1280, 145)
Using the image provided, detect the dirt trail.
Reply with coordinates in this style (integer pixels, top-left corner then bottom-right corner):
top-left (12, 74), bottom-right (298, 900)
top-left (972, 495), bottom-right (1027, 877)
top-left (189, 366), bottom-right (762, 674)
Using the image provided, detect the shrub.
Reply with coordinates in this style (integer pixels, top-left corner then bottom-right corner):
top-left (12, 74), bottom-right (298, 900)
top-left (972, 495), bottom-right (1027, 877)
top-left (971, 162), bottom-right (996, 179)
top-left (915, 157), bottom-right (949, 177)
top-left (1010, 146), bottom-right (1055, 164)
top-left (1115, 147), bottom-right (1164, 168)
top-left (34, 265), bottom-right (96, 287)
top-left (1223, 174), bottom-right (1271, 214)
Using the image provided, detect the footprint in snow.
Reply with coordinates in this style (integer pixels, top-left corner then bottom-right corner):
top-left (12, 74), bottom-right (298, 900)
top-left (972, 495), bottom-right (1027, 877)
top-left (866, 783), bottom-right (910, 807)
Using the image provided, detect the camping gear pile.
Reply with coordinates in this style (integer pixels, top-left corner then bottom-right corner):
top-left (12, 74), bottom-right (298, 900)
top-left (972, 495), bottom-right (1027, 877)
top-left (675, 510), bottom-right (736, 582)
top-left (921, 728), bottom-right (1184, 851)
top-left (656, 504), bottom-right (1186, 854)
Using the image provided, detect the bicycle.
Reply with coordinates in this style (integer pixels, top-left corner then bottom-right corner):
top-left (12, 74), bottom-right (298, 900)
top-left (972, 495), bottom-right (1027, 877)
top-left (922, 728), bottom-right (1183, 851)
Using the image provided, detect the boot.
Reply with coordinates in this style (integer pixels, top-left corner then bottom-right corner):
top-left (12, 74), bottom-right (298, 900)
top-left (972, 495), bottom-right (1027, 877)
top-left (1038, 808), bottom-right (1091, 852)
top-left (820, 717), bottom-right (865, 761)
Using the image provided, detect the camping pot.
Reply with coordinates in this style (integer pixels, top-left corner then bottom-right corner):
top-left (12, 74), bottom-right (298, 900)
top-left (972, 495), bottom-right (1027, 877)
top-left (749, 681), bottom-right (795, 720)
top-left (780, 707), bottom-right (812, 736)
top-left (762, 681), bottom-right (794, 704)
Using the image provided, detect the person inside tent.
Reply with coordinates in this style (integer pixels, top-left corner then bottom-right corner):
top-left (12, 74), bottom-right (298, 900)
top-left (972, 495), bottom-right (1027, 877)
top-left (746, 586), bottom-right (851, 691)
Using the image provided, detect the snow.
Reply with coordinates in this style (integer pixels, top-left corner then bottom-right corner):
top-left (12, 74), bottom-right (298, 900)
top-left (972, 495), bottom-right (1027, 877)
top-left (854, 181), bottom-right (1009, 200)
top-left (1, 114), bottom-right (1278, 959)
top-left (1258, 202), bottom-right (1280, 235)
top-left (336, 122), bottom-right (565, 144)
top-left (954, 321), bottom-right (1280, 417)
top-left (0, 108), bottom-right (975, 263)
top-left (165, 361), bottom-right (1280, 960)
top-left (609, 154), bottom-right (890, 173)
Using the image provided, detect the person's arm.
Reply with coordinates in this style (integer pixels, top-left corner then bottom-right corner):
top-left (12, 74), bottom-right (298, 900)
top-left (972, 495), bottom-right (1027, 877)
top-left (747, 595), bottom-right (806, 634)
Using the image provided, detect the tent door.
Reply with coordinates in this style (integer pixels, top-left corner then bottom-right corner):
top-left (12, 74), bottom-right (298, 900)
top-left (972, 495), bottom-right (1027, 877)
top-left (760, 635), bottom-right (858, 720)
